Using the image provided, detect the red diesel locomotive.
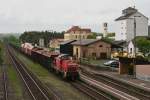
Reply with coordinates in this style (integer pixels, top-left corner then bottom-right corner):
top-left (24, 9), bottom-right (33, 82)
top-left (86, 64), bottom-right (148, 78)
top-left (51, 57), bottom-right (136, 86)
top-left (54, 54), bottom-right (79, 79)
top-left (21, 43), bottom-right (79, 80)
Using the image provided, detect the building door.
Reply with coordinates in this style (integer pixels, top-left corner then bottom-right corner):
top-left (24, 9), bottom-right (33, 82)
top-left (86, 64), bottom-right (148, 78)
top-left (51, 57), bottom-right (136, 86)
top-left (76, 48), bottom-right (79, 58)
top-left (83, 50), bottom-right (86, 58)
top-left (100, 53), bottom-right (107, 59)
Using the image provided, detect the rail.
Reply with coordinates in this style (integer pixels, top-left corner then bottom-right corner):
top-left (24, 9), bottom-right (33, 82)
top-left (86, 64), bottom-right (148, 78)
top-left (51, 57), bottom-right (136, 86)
top-left (81, 69), bottom-right (150, 100)
top-left (71, 80), bottom-right (117, 100)
top-left (6, 45), bottom-right (61, 100)
top-left (2, 64), bottom-right (8, 100)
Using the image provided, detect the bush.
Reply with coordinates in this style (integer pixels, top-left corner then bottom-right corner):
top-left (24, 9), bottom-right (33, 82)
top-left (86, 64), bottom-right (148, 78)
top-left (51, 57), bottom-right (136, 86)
top-left (136, 55), bottom-right (149, 64)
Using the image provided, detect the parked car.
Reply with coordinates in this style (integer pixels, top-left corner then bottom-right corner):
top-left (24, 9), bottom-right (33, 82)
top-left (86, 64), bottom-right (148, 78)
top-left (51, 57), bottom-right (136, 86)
top-left (104, 60), bottom-right (115, 66)
top-left (104, 60), bottom-right (119, 68)
top-left (110, 61), bottom-right (119, 68)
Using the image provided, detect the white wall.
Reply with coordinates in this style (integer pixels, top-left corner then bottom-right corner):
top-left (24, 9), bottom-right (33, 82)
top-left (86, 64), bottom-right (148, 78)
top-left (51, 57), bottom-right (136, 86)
top-left (115, 20), bottom-right (127, 40)
top-left (126, 12), bottom-right (148, 41)
top-left (128, 41), bottom-right (135, 57)
top-left (115, 12), bottom-right (148, 41)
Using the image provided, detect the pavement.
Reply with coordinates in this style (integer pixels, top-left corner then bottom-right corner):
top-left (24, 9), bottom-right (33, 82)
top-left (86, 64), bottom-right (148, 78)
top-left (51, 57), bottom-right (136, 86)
top-left (100, 71), bottom-right (150, 90)
top-left (80, 65), bottom-right (150, 91)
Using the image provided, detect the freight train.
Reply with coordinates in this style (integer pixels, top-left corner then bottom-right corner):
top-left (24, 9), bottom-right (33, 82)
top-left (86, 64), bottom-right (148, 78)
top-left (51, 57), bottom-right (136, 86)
top-left (21, 43), bottom-right (79, 80)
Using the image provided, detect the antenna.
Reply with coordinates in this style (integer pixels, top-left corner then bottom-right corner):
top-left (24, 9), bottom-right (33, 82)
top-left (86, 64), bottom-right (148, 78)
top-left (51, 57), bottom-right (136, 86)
top-left (132, 0), bottom-right (136, 8)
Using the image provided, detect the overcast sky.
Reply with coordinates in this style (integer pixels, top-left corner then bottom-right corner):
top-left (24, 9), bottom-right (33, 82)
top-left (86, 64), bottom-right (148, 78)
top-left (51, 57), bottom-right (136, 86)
top-left (0, 0), bottom-right (149, 33)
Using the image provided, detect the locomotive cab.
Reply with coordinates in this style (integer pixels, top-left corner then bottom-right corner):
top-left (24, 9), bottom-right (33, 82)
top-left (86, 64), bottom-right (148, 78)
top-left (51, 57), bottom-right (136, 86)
top-left (54, 54), bottom-right (79, 80)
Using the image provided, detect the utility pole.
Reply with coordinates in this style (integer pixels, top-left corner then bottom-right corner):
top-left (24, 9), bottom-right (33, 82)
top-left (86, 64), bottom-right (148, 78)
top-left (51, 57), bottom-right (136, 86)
top-left (133, 17), bottom-right (136, 78)
top-left (132, 0), bottom-right (136, 8)
top-left (79, 30), bottom-right (82, 64)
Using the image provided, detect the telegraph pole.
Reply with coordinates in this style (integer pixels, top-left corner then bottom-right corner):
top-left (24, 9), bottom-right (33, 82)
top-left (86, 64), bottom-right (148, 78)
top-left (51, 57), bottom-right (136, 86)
top-left (132, 0), bottom-right (136, 8)
top-left (133, 15), bottom-right (141, 78)
top-left (79, 28), bottom-right (82, 64)
top-left (133, 16), bottom-right (136, 78)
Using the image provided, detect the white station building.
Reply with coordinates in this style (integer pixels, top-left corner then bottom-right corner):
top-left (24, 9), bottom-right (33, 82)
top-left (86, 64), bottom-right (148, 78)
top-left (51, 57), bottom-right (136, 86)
top-left (115, 7), bottom-right (149, 41)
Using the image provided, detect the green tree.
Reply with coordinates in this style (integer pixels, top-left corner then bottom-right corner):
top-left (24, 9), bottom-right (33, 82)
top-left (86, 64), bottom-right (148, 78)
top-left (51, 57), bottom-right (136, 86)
top-left (0, 40), bottom-right (3, 65)
top-left (87, 35), bottom-right (96, 39)
top-left (102, 37), bottom-right (114, 42)
top-left (136, 37), bottom-right (150, 56)
top-left (19, 31), bottom-right (64, 47)
top-left (7, 35), bottom-right (20, 47)
top-left (87, 33), bottom-right (97, 39)
top-left (106, 33), bottom-right (115, 37)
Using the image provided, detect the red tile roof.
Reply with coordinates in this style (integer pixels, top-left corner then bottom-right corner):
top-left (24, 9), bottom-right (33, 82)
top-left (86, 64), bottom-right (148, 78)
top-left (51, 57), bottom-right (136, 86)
top-left (66, 26), bottom-right (91, 33)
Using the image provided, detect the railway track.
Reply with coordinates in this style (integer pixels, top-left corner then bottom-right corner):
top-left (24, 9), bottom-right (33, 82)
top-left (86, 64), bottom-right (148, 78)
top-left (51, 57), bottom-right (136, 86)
top-left (2, 64), bottom-right (8, 100)
top-left (81, 69), bottom-right (150, 100)
top-left (6, 45), bottom-right (61, 100)
top-left (71, 80), bottom-right (116, 100)
top-left (9, 44), bottom-right (115, 100)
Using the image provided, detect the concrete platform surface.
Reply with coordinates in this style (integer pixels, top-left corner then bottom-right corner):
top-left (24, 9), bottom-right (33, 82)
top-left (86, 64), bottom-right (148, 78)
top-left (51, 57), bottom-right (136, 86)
top-left (80, 65), bottom-right (150, 91)
top-left (101, 71), bottom-right (150, 90)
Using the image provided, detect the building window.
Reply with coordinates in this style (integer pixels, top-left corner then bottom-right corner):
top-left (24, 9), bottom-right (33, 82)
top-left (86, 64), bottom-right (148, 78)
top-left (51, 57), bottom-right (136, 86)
top-left (76, 48), bottom-right (79, 58)
top-left (83, 36), bottom-right (85, 39)
top-left (83, 50), bottom-right (86, 58)
top-left (130, 48), bottom-right (132, 53)
top-left (99, 45), bottom-right (103, 47)
top-left (75, 35), bottom-right (78, 39)
top-left (100, 53), bottom-right (107, 59)
top-left (92, 52), bottom-right (96, 57)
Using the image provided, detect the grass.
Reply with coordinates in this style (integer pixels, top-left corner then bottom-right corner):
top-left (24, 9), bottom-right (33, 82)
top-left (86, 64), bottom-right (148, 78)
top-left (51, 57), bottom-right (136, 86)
top-left (2, 44), bottom-right (26, 100)
top-left (14, 50), bottom-right (91, 100)
top-left (7, 65), bottom-right (23, 99)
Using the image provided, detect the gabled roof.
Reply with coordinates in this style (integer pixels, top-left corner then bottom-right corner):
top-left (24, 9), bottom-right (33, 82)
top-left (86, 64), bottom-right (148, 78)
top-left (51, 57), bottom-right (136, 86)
top-left (112, 40), bottom-right (126, 45)
top-left (112, 40), bottom-right (127, 48)
top-left (60, 40), bottom-right (76, 45)
top-left (115, 7), bottom-right (137, 21)
top-left (71, 39), bottom-right (110, 46)
top-left (115, 7), bottom-right (148, 21)
top-left (115, 12), bottom-right (135, 21)
top-left (66, 26), bottom-right (91, 33)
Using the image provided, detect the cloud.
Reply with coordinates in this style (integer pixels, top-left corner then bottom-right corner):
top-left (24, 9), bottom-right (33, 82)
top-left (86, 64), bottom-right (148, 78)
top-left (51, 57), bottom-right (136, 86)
top-left (0, 0), bottom-right (149, 33)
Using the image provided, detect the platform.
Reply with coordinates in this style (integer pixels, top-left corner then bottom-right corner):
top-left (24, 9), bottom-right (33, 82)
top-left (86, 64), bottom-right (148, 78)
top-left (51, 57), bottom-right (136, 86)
top-left (80, 65), bottom-right (150, 91)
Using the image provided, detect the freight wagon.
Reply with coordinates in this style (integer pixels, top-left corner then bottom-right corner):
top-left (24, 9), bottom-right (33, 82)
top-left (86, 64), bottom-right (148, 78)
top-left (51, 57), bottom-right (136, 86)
top-left (21, 43), bottom-right (79, 80)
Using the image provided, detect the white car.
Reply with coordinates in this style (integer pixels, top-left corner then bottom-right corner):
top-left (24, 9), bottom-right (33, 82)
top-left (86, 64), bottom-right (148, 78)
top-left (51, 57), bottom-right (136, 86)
top-left (104, 60), bottom-right (118, 66)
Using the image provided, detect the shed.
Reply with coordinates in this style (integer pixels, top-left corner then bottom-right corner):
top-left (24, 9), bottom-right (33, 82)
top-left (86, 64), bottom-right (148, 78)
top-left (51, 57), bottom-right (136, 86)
top-left (71, 39), bottom-right (111, 59)
top-left (60, 40), bottom-right (76, 56)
